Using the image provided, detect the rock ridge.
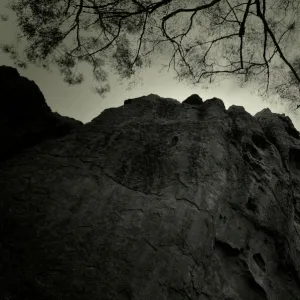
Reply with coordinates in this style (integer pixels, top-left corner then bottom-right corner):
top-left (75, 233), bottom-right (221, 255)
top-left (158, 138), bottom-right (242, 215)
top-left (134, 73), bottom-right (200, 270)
top-left (0, 65), bottom-right (83, 161)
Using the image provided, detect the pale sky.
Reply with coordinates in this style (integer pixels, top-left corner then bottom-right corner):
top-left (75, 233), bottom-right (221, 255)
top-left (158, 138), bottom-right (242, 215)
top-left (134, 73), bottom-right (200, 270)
top-left (0, 1), bottom-right (299, 131)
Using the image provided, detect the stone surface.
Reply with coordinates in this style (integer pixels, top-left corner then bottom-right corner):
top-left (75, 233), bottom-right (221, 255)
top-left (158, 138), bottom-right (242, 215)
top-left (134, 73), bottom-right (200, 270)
top-left (182, 93), bottom-right (203, 105)
top-left (0, 65), bottom-right (83, 161)
top-left (1, 81), bottom-right (300, 299)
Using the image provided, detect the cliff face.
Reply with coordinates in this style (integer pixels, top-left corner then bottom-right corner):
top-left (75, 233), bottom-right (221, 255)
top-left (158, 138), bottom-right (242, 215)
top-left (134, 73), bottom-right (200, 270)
top-left (1, 70), bottom-right (300, 300)
top-left (0, 65), bottom-right (83, 161)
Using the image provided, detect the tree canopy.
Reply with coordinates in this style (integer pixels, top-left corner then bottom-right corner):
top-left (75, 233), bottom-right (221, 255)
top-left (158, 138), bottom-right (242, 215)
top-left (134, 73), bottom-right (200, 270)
top-left (1, 0), bottom-right (300, 113)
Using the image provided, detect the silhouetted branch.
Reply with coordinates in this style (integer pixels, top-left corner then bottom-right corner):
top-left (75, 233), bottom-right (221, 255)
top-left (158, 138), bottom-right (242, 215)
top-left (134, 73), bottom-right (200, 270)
top-left (2, 0), bottom-right (300, 107)
top-left (255, 0), bottom-right (300, 84)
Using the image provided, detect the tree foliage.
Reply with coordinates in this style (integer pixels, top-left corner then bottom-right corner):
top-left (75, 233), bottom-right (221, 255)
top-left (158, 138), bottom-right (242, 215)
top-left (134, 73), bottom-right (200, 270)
top-left (1, 0), bottom-right (300, 109)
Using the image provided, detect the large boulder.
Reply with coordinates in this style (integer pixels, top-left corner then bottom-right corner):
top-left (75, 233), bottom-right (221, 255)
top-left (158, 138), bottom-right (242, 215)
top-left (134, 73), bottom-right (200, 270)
top-left (1, 87), bottom-right (300, 299)
top-left (0, 65), bottom-right (83, 161)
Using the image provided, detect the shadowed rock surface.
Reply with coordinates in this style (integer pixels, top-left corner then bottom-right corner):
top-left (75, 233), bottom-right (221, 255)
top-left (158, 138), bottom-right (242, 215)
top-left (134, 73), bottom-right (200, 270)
top-left (1, 72), bottom-right (300, 299)
top-left (182, 93), bottom-right (203, 105)
top-left (0, 65), bottom-right (83, 161)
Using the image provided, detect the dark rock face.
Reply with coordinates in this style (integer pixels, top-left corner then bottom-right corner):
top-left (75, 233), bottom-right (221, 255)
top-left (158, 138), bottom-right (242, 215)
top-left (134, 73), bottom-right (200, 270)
top-left (124, 98), bottom-right (132, 105)
top-left (182, 93), bottom-right (203, 105)
top-left (1, 78), bottom-right (300, 299)
top-left (0, 65), bottom-right (83, 161)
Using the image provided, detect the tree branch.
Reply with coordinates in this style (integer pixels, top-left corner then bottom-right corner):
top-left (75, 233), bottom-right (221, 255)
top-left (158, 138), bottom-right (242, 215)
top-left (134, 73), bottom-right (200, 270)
top-left (255, 0), bottom-right (300, 84)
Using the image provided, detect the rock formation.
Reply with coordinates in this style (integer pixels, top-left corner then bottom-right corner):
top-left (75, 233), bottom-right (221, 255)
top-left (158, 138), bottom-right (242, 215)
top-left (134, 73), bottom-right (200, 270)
top-left (0, 65), bottom-right (83, 161)
top-left (182, 93), bottom-right (203, 105)
top-left (1, 68), bottom-right (300, 300)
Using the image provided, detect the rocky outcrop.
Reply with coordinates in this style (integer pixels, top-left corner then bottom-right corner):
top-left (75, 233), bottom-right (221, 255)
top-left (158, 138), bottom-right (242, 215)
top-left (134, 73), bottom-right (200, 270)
top-left (1, 82), bottom-right (300, 299)
top-left (0, 65), bottom-right (83, 161)
top-left (182, 93), bottom-right (203, 105)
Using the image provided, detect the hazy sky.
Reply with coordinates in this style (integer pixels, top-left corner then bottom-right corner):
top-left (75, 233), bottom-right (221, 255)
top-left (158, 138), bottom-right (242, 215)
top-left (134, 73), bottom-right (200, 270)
top-left (0, 0), bottom-right (299, 131)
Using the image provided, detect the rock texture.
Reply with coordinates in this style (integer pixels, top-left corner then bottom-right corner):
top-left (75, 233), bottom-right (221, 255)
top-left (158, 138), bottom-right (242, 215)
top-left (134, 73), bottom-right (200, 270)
top-left (1, 76), bottom-right (300, 299)
top-left (182, 93), bottom-right (203, 105)
top-left (0, 65), bottom-right (83, 161)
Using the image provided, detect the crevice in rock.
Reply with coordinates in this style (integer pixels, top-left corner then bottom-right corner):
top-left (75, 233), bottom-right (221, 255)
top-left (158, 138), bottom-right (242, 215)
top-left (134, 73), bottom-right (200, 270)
top-left (246, 197), bottom-right (258, 212)
top-left (214, 239), bottom-right (240, 256)
top-left (175, 197), bottom-right (205, 212)
top-left (253, 253), bottom-right (266, 272)
top-left (143, 237), bottom-right (158, 252)
top-left (245, 275), bottom-right (268, 300)
top-left (175, 173), bottom-right (189, 188)
top-left (171, 136), bottom-right (179, 146)
top-left (104, 171), bottom-right (163, 196)
top-left (244, 142), bottom-right (260, 160)
top-left (251, 134), bottom-right (269, 150)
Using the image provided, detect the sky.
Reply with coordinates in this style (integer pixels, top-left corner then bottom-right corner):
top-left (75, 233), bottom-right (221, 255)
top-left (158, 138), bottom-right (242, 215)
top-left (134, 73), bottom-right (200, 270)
top-left (0, 0), bottom-right (299, 131)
